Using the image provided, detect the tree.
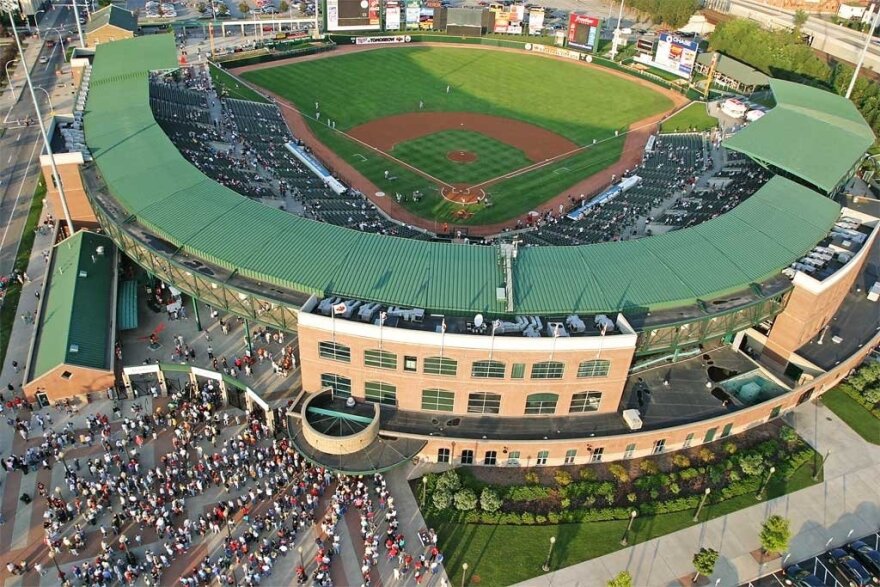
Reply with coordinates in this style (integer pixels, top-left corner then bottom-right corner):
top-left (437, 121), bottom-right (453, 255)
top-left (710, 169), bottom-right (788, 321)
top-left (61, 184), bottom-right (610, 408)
top-left (196, 2), bottom-right (207, 13)
top-left (279, 0), bottom-right (289, 12)
top-left (479, 488), bottom-right (502, 513)
top-left (759, 515), bottom-right (791, 555)
top-left (432, 489), bottom-right (452, 510)
top-left (607, 570), bottom-right (633, 587)
top-left (435, 469), bottom-right (461, 493)
top-left (692, 548), bottom-right (719, 581)
top-left (793, 10), bottom-right (809, 34)
top-left (239, 2), bottom-right (250, 14)
top-left (453, 488), bottom-right (477, 511)
top-left (217, 4), bottom-right (229, 16)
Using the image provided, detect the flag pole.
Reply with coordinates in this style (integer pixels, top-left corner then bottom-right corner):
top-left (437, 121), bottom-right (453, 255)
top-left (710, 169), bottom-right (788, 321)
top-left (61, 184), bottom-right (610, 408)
top-left (440, 318), bottom-right (446, 358)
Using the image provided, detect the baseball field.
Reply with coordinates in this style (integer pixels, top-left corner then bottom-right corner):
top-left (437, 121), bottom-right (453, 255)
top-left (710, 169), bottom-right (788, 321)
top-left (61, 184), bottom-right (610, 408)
top-left (241, 46), bottom-right (676, 226)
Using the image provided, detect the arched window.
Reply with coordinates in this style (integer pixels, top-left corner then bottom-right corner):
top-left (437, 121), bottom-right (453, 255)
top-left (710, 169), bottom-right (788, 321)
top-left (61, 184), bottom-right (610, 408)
top-left (577, 359), bottom-right (610, 378)
top-left (467, 392), bottom-right (501, 414)
top-left (525, 393), bottom-right (558, 415)
top-left (364, 349), bottom-right (397, 370)
top-left (318, 341), bottom-right (350, 363)
top-left (471, 360), bottom-right (505, 378)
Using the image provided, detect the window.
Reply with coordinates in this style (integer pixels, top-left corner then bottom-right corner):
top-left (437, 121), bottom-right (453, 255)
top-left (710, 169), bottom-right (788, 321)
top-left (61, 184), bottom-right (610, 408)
top-left (564, 449), bottom-right (577, 464)
top-left (531, 361), bottom-right (565, 379)
top-left (525, 393), bottom-right (558, 415)
top-left (320, 373), bottom-right (351, 398)
top-left (437, 448), bottom-right (451, 463)
top-left (472, 360), bottom-right (505, 378)
top-left (364, 349), bottom-right (397, 370)
top-left (421, 389), bottom-right (455, 412)
top-left (318, 341), bottom-right (350, 363)
top-left (507, 450), bottom-right (520, 465)
top-left (569, 391), bottom-right (602, 413)
top-left (590, 447), bottom-right (604, 463)
top-left (404, 356), bottom-right (417, 372)
top-left (623, 443), bottom-right (636, 459)
top-left (577, 359), bottom-right (610, 378)
top-left (511, 363), bottom-right (525, 379)
top-left (536, 450), bottom-right (549, 465)
top-left (483, 451), bottom-right (497, 466)
top-left (769, 405), bottom-right (782, 419)
top-left (423, 356), bottom-right (457, 376)
top-left (460, 450), bottom-right (474, 465)
top-left (683, 433), bottom-right (694, 449)
top-left (467, 392), bottom-right (501, 414)
top-left (720, 423), bottom-right (733, 438)
top-left (61, 371), bottom-right (73, 380)
top-left (364, 381), bottom-right (397, 406)
top-left (652, 439), bottom-right (666, 455)
top-left (703, 427), bottom-right (717, 443)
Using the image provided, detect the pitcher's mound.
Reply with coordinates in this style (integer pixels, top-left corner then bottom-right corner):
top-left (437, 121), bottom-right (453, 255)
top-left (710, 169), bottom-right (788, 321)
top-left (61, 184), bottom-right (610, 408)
top-left (447, 150), bottom-right (478, 163)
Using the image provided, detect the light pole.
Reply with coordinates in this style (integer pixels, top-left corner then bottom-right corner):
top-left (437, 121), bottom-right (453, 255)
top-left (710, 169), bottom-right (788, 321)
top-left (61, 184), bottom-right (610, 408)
top-left (57, 451), bottom-right (70, 474)
top-left (693, 487), bottom-right (711, 522)
top-left (4, 57), bottom-right (18, 85)
top-left (542, 536), bottom-right (556, 572)
top-left (421, 476), bottom-right (428, 505)
top-left (756, 466), bottom-right (776, 500)
top-left (34, 8), bottom-right (45, 36)
top-left (813, 449), bottom-right (830, 481)
top-left (298, 545), bottom-right (304, 569)
top-left (461, 562), bottom-right (468, 587)
top-left (620, 510), bottom-right (637, 546)
top-left (34, 86), bottom-right (54, 114)
top-left (48, 550), bottom-right (61, 576)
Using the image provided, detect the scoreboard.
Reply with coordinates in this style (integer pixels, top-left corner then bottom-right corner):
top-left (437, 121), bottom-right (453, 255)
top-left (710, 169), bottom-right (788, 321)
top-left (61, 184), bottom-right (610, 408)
top-left (567, 14), bottom-right (600, 52)
top-left (326, 0), bottom-right (381, 31)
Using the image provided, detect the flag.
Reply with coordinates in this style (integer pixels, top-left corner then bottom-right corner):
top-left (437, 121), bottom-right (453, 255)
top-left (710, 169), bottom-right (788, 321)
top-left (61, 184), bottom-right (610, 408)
top-left (441, 319), bottom-right (447, 333)
top-left (554, 324), bottom-right (560, 338)
top-left (333, 303), bottom-right (347, 315)
top-left (380, 311), bottom-right (387, 323)
top-left (493, 319), bottom-right (502, 333)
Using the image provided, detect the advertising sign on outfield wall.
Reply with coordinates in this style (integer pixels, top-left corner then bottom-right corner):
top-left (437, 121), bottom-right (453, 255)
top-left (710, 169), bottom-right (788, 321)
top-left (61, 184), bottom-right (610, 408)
top-left (490, 2), bottom-right (524, 34)
top-left (528, 7), bottom-right (545, 34)
top-left (526, 43), bottom-right (582, 61)
top-left (405, 1), bottom-right (420, 29)
top-left (567, 13), bottom-right (599, 51)
top-left (326, 0), bottom-right (381, 31)
top-left (652, 32), bottom-right (699, 78)
top-left (354, 35), bottom-right (410, 44)
top-left (385, 0), bottom-right (402, 30)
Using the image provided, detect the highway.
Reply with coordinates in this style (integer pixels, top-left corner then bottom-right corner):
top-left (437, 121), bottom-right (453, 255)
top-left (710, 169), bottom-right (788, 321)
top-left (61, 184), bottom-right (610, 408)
top-left (0, 4), bottom-right (72, 279)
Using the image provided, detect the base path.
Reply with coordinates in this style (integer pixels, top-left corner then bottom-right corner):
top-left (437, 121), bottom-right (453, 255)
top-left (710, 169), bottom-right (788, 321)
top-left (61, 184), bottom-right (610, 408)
top-left (232, 43), bottom-right (688, 237)
top-left (349, 112), bottom-right (577, 162)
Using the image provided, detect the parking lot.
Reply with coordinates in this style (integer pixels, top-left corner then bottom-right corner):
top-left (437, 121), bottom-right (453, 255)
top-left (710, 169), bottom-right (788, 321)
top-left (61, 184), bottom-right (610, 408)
top-left (746, 531), bottom-right (880, 587)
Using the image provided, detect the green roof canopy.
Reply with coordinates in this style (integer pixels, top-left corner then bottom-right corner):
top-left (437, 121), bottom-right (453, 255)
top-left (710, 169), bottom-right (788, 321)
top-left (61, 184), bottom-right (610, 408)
top-left (84, 36), bottom-right (844, 316)
top-left (85, 4), bottom-right (138, 34)
top-left (31, 231), bottom-right (115, 379)
top-left (724, 78), bottom-right (875, 194)
top-left (695, 53), bottom-right (769, 88)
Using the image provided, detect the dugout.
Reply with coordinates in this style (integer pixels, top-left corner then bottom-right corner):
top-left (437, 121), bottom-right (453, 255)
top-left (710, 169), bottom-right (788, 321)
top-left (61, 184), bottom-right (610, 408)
top-left (440, 7), bottom-right (490, 36)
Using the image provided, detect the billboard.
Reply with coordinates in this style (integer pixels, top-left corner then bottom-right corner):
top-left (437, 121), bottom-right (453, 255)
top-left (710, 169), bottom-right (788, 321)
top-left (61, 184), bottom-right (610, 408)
top-left (528, 7), bottom-right (545, 34)
top-left (405, 0), bottom-right (420, 29)
top-left (567, 14), bottom-right (600, 51)
top-left (385, 0), bottom-right (401, 30)
top-left (326, 0), bottom-right (381, 31)
top-left (653, 32), bottom-right (698, 78)
top-left (491, 2), bottom-right (524, 34)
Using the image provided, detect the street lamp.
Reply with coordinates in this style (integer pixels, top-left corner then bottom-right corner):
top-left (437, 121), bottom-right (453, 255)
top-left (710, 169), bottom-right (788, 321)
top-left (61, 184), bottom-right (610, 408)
top-left (298, 545), bottom-right (304, 569)
top-left (34, 86), bottom-right (54, 114)
top-left (813, 448), bottom-right (830, 481)
top-left (421, 476), bottom-right (428, 505)
top-left (756, 466), bottom-right (776, 500)
top-left (693, 487), bottom-right (711, 522)
top-left (542, 536), bottom-right (556, 572)
top-left (57, 451), bottom-right (70, 474)
top-left (461, 562), bottom-right (468, 587)
top-left (620, 510), bottom-right (637, 546)
top-left (47, 550), bottom-right (61, 576)
top-left (4, 57), bottom-right (18, 85)
top-left (34, 8), bottom-right (45, 35)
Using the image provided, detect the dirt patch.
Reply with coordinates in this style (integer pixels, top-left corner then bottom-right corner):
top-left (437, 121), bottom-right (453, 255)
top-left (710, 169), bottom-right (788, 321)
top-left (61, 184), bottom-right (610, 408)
top-left (349, 112), bottom-right (577, 163)
top-left (447, 150), bottom-right (478, 163)
top-left (440, 184), bottom-right (485, 204)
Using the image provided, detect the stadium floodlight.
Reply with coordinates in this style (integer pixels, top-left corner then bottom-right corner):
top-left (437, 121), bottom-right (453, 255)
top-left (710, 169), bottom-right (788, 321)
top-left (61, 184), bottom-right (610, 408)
top-left (3, 3), bottom-right (75, 236)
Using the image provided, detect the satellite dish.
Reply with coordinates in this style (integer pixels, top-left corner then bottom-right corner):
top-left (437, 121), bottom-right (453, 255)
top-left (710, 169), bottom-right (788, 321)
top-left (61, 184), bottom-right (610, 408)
top-left (474, 314), bottom-right (484, 328)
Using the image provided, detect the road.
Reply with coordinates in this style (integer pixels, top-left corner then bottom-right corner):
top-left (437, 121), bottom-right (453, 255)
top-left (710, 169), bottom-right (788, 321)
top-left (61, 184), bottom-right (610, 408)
top-left (0, 4), bottom-right (72, 279)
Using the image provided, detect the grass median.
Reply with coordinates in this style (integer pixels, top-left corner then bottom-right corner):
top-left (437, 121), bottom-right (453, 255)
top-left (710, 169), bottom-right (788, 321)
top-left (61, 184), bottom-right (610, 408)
top-left (660, 102), bottom-right (717, 133)
top-left (821, 388), bottom-right (880, 445)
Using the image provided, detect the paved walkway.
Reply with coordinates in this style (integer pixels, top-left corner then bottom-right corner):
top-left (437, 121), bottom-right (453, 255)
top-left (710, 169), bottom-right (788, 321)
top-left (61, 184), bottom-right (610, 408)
top-left (516, 401), bottom-right (880, 587)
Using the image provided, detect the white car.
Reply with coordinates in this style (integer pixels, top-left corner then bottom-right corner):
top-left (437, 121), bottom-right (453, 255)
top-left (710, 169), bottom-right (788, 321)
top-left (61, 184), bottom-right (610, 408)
top-left (39, 56), bottom-right (49, 64)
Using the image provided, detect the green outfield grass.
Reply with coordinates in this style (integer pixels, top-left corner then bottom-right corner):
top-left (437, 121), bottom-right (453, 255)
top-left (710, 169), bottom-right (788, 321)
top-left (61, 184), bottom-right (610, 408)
top-left (660, 102), bottom-right (717, 133)
top-left (392, 130), bottom-right (532, 185)
top-left (242, 47), bottom-right (673, 225)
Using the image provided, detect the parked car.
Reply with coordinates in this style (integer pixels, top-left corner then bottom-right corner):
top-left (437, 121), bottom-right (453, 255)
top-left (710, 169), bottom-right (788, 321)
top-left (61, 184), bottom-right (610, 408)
top-left (848, 541), bottom-right (880, 579)
top-left (827, 548), bottom-right (876, 586)
top-left (783, 563), bottom-right (825, 587)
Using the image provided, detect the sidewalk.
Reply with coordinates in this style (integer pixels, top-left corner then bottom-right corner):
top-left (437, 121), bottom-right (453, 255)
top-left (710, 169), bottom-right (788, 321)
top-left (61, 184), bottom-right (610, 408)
top-left (515, 401), bottom-right (880, 587)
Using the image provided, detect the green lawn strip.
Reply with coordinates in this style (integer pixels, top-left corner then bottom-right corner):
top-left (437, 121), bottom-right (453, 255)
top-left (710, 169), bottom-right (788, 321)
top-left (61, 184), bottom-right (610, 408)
top-left (821, 388), bottom-right (880, 445)
top-left (209, 63), bottom-right (270, 103)
top-left (392, 130), bottom-right (531, 185)
top-left (433, 459), bottom-right (820, 587)
top-left (660, 102), bottom-right (717, 133)
top-left (0, 177), bottom-right (45, 369)
top-left (241, 46), bottom-right (672, 144)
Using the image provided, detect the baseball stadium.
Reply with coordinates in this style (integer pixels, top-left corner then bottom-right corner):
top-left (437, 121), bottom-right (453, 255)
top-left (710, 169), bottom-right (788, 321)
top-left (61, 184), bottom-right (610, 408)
top-left (34, 31), bottom-right (880, 473)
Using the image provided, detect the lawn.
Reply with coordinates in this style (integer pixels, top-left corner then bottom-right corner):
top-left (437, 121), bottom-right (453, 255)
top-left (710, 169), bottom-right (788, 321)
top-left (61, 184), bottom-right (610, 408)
top-left (241, 46), bottom-right (672, 225)
top-left (432, 459), bottom-right (820, 587)
top-left (821, 388), bottom-right (880, 445)
top-left (660, 102), bottom-right (717, 133)
top-left (392, 130), bottom-right (532, 185)
top-left (0, 178), bottom-right (45, 369)
top-left (209, 63), bottom-right (270, 103)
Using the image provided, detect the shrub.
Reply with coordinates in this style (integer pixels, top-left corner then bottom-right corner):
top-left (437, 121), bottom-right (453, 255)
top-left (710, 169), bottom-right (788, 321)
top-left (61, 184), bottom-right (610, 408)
top-left (578, 467), bottom-right (597, 481)
top-left (479, 488), bottom-right (502, 513)
top-left (279, 0), bottom-right (289, 11)
top-left (668, 482), bottom-right (681, 495)
top-left (739, 453), bottom-right (765, 477)
top-left (435, 470), bottom-right (461, 494)
top-left (672, 454), bottom-right (691, 468)
top-left (507, 485), bottom-right (551, 502)
top-left (560, 497), bottom-right (571, 509)
top-left (521, 512), bottom-right (535, 524)
top-left (779, 427), bottom-right (799, 446)
top-left (454, 488), bottom-right (478, 511)
top-left (722, 441), bottom-right (738, 455)
top-left (698, 448), bottom-right (715, 463)
top-left (608, 463), bottom-right (630, 483)
top-left (432, 489), bottom-right (452, 510)
top-left (626, 492), bottom-right (638, 503)
top-left (524, 471), bottom-right (540, 484)
top-left (639, 460), bottom-right (660, 475)
top-left (547, 512), bottom-right (561, 524)
top-left (555, 470), bottom-right (573, 487)
top-left (649, 489), bottom-right (660, 500)
top-left (607, 570), bottom-right (633, 587)
top-left (760, 515), bottom-right (791, 555)
top-left (693, 547), bottom-right (719, 580)
top-left (535, 514), bottom-right (547, 524)
top-left (679, 468), bottom-right (699, 481)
